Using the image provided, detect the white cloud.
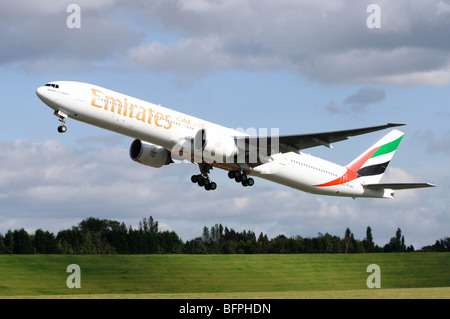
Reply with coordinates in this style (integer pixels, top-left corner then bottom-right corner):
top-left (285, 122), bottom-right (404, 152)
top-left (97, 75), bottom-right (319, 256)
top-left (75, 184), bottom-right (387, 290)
top-left (325, 87), bottom-right (386, 114)
top-left (374, 69), bottom-right (450, 87)
top-left (127, 35), bottom-right (233, 74)
top-left (0, 136), bottom-right (445, 248)
top-left (2, 0), bottom-right (450, 85)
top-left (435, 1), bottom-right (450, 15)
top-left (121, 0), bottom-right (450, 86)
top-left (0, 0), bottom-right (139, 71)
top-left (416, 129), bottom-right (450, 154)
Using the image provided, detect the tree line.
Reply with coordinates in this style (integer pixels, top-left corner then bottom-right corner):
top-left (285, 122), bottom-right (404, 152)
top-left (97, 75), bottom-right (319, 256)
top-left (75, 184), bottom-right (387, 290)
top-left (0, 217), bottom-right (183, 254)
top-left (0, 216), bottom-right (448, 254)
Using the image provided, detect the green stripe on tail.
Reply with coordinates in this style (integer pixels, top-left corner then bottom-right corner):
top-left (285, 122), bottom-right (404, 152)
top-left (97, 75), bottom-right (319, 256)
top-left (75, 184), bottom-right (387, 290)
top-left (371, 135), bottom-right (403, 158)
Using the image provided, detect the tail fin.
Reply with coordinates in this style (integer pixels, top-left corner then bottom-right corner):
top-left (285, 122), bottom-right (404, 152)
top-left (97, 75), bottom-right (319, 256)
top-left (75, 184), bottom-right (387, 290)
top-left (346, 129), bottom-right (404, 184)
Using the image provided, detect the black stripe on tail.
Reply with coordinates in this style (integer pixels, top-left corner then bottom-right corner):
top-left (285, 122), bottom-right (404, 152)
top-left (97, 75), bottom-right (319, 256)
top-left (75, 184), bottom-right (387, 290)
top-left (357, 161), bottom-right (390, 177)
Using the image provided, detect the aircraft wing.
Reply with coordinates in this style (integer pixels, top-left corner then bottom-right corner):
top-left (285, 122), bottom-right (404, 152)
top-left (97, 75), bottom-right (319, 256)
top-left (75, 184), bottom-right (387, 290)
top-left (237, 123), bottom-right (406, 154)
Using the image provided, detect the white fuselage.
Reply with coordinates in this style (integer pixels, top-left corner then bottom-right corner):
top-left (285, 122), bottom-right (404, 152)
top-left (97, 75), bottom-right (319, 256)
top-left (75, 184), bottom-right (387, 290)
top-left (36, 81), bottom-right (385, 198)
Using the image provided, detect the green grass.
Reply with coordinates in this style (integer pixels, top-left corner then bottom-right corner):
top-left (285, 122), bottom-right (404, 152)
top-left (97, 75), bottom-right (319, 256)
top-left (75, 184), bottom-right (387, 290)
top-left (0, 253), bottom-right (449, 298)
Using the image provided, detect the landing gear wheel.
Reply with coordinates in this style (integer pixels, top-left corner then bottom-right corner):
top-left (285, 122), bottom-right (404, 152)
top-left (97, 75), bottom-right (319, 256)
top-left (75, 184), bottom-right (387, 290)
top-left (229, 169), bottom-right (255, 187)
top-left (57, 125), bottom-right (67, 133)
top-left (205, 182), bottom-right (217, 191)
top-left (234, 171), bottom-right (247, 183)
top-left (242, 178), bottom-right (254, 187)
top-left (193, 164), bottom-right (217, 191)
top-left (197, 175), bottom-right (206, 187)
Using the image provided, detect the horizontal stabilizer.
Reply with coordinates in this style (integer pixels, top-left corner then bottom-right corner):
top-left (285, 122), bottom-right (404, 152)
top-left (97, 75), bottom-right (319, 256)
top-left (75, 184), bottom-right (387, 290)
top-left (364, 183), bottom-right (435, 190)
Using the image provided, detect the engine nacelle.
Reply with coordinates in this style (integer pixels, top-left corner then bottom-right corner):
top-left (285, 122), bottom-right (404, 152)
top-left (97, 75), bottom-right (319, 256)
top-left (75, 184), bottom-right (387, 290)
top-left (194, 128), bottom-right (238, 163)
top-left (129, 139), bottom-right (172, 168)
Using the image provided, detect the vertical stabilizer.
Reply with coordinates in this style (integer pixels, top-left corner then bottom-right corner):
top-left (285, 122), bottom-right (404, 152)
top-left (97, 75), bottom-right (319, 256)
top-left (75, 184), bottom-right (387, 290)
top-left (346, 130), bottom-right (404, 184)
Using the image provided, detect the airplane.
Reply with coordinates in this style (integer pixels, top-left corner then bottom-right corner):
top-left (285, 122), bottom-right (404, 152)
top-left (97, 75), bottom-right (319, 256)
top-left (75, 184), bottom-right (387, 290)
top-left (36, 81), bottom-right (434, 199)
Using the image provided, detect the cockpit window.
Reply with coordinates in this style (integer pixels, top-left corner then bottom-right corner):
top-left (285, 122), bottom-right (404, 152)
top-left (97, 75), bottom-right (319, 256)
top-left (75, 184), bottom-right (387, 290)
top-left (45, 83), bottom-right (59, 89)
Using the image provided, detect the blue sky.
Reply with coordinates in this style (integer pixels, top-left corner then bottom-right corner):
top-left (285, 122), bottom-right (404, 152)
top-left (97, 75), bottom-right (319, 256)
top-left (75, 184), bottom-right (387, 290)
top-left (0, 0), bottom-right (449, 249)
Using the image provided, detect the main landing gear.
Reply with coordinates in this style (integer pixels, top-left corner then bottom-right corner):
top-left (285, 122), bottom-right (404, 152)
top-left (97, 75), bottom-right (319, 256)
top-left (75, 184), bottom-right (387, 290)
top-left (191, 164), bottom-right (217, 191)
top-left (228, 170), bottom-right (254, 187)
top-left (54, 110), bottom-right (68, 133)
top-left (191, 165), bottom-right (255, 191)
top-left (191, 174), bottom-right (217, 191)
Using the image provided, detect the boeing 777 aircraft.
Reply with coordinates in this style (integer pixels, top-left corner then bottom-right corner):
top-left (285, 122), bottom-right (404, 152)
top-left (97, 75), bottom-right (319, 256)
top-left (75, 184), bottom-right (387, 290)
top-left (36, 81), bottom-right (434, 198)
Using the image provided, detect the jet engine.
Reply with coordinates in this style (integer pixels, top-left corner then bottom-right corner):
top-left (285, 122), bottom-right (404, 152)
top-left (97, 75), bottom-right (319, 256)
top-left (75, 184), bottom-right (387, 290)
top-left (194, 128), bottom-right (238, 163)
top-left (129, 139), bottom-right (172, 168)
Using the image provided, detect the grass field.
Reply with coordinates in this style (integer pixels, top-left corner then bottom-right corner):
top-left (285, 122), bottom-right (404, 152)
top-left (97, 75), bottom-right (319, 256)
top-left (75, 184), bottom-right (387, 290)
top-left (0, 253), bottom-right (449, 298)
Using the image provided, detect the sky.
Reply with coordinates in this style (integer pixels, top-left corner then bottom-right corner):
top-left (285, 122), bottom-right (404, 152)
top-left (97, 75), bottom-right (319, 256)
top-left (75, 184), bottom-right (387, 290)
top-left (0, 0), bottom-right (449, 249)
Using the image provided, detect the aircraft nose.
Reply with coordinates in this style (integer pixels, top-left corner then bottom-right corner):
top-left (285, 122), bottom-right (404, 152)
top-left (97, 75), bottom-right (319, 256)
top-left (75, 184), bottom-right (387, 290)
top-left (36, 85), bottom-right (58, 110)
top-left (36, 86), bottom-right (46, 101)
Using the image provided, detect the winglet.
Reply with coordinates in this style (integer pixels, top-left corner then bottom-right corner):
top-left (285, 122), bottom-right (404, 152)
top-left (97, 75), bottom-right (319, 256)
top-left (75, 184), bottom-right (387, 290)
top-left (387, 123), bottom-right (407, 127)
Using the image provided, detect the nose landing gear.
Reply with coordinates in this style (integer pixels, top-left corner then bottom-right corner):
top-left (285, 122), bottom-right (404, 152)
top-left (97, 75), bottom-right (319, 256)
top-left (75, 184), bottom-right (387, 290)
top-left (54, 110), bottom-right (68, 133)
top-left (57, 124), bottom-right (67, 133)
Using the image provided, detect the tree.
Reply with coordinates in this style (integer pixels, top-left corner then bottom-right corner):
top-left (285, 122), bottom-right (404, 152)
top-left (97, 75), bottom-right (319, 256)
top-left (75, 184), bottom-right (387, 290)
top-left (3, 230), bottom-right (14, 254)
top-left (268, 235), bottom-right (289, 254)
top-left (79, 217), bottom-right (123, 235)
top-left (79, 217), bottom-right (108, 234)
top-left (184, 237), bottom-right (209, 254)
top-left (202, 226), bottom-right (210, 244)
top-left (342, 228), bottom-right (363, 253)
top-left (384, 228), bottom-right (407, 252)
top-left (363, 226), bottom-right (375, 253)
top-left (439, 237), bottom-right (450, 251)
top-left (257, 232), bottom-right (269, 253)
top-left (34, 229), bottom-right (57, 254)
top-left (421, 237), bottom-right (450, 252)
top-left (318, 233), bottom-right (341, 253)
top-left (158, 231), bottom-right (183, 254)
top-left (343, 228), bottom-right (353, 253)
top-left (147, 216), bottom-right (159, 233)
top-left (13, 228), bottom-right (33, 254)
top-left (105, 222), bottom-right (129, 253)
top-left (140, 216), bottom-right (159, 233)
top-left (56, 227), bottom-right (84, 254)
top-left (210, 224), bottom-right (223, 244)
top-left (0, 233), bottom-right (5, 254)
